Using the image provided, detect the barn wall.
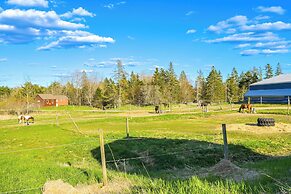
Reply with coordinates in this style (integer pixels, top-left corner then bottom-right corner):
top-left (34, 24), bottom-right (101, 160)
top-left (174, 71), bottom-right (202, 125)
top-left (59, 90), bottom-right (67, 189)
top-left (250, 83), bottom-right (291, 90)
top-left (56, 99), bottom-right (68, 106)
top-left (244, 96), bottom-right (289, 104)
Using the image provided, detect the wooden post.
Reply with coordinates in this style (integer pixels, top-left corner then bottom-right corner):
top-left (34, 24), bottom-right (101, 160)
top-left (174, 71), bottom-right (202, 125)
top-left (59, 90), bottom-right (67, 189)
top-left (99, 129), bottom-right (108, 186)
top-left (222, 124), bottom-right (229, 160)
top-left (126, 117), bottom-right (129, 138)
top-left (56, 112), bottom-right (59, 126)
top-left (248, 97), bottom-right (251, 104)
top-left (288, 96), bottom-right (290, 115)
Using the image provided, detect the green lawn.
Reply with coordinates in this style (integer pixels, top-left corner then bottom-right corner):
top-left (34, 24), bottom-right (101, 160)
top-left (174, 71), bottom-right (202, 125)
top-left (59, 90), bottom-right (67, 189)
top-left (0, 104), bottom-right (290, 193)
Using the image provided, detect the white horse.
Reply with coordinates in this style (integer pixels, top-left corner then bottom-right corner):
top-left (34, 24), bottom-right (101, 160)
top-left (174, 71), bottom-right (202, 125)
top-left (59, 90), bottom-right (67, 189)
top-left (18, 115), bottom-right (34, 125)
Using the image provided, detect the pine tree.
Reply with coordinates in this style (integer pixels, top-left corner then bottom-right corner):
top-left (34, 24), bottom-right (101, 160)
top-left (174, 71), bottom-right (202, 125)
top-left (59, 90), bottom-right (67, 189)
top-left (275, 63), bottom-right (283, 76)
top-left (166, 62), bottom-right (180, 105)
top-left (226, 68), bottom-right (239, 103)
top-left (195, 70), bottom-right (206, 102)
top-left (179, 71), bottom-right (194, 103)
top-left (128, 72), bottom-right (144, 105)
top-left (114, 60), bottom-right (127, 107)
top-left (265, 64), bottom-right (273, 79)
top-left (205, 66), bottom-right (225, 103)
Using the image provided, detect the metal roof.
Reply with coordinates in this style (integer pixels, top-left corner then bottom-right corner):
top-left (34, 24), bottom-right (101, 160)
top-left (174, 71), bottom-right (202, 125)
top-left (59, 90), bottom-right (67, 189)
top-left (251, 73), bottom-right (291, 86)
top-left (245, 89), bottom-right (291, 97)
top-left (37, 94), bottom-right (68, 100)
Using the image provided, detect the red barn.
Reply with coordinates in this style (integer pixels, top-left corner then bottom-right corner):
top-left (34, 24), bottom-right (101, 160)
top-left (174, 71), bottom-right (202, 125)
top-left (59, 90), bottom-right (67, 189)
top-left (36, 94), bottom-right (69, 107)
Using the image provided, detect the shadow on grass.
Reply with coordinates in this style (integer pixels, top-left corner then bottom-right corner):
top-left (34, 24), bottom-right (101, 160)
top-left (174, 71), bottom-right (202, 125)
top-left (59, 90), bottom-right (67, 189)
top-left (91, 137), bottom-right (269, 179)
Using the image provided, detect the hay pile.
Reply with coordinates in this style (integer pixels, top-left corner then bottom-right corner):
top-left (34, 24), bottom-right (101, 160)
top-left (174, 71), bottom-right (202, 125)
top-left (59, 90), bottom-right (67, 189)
top-left (219, 123), bottom-right (291, 134)
top-left (43, 179), bottom-right (130, 194)
top-left (204, 159), bottom-right (260, 182)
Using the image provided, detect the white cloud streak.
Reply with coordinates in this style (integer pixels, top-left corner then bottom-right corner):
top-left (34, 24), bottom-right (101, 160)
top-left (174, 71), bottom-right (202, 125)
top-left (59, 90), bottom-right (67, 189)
top-left (7, 0), bottom-right (48, 7)
top-left (186, 29), bottom-right (196, 34)
top-left (257, 6), bottom-right (285, 15)
top-left (61, 7), bottom-right (95, 18)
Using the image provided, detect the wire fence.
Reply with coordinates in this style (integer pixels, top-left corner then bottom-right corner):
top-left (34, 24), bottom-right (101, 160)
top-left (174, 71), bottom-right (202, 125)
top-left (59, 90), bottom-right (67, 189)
top-left (0, 112), bottom-right (289, 193)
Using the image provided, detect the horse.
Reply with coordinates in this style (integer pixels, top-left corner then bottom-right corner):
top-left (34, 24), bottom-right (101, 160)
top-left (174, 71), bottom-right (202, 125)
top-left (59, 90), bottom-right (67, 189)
top-left (239, 104), bottom-right (253, 113)
top-left (199, 101), bottom-right (209, 112)
top-left (155, 105), bottom-right (160, 114)
top-left (18, 115), bottom-right (34, 125)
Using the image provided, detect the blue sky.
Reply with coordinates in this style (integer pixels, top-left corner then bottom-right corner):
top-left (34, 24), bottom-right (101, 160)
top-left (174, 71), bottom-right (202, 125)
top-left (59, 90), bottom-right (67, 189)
top-left (0, 0), bottom-right (291, 87)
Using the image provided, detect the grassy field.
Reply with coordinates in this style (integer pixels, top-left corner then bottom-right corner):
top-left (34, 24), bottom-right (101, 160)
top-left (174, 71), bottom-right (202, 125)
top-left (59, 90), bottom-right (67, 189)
top-left (0, 104), bottom-right (290, 193)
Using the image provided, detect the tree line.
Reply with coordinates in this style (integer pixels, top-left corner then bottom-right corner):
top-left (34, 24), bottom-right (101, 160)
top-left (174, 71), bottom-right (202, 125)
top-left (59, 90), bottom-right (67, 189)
top-left (0, 61), bottom-right (283, 109)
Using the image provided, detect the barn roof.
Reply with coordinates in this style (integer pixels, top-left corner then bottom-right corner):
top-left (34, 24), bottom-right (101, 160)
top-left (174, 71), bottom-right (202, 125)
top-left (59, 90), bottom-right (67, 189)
top-left (37, 94), bottom-right (68, 100)
top-left (251, 74), bottom-right (291, 86)
top-left (245, 88), bottom-right (291, 97)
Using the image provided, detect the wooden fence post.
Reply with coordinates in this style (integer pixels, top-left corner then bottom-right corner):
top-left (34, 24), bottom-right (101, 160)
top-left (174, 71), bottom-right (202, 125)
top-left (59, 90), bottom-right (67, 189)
top-left (126, 117), bottom-right (129, 138)
top-left (288, 96), bottom-right (290, 115)
top-left (56, 112), bottom-right (59, 126)
top-left (222, 124), bottom-right (229, 160)
top-left (99, 129), bottom-right (108, 186)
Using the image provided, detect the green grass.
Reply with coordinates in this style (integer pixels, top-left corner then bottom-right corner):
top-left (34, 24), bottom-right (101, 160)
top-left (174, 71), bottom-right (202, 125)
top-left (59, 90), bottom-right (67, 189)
top-left (0, 104), bottom-right (290, 193)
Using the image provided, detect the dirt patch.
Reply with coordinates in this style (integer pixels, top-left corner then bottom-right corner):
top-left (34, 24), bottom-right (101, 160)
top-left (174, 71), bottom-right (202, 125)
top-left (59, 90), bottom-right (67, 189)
top-left (201, 159), bottom-right (260, 182)
top-left (219, 123), bottom-right (291, 134)
top-left (43, 179), bottom-right (131, 194)
top-left (0, 115), bottom-right (15, 120)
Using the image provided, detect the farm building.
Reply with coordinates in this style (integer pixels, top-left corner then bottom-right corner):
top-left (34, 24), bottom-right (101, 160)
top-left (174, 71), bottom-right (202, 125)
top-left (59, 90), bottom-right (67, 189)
top-left (244, 73), bottom-right (291, 103)
top-left (35, 94), bottom-right (69, 107)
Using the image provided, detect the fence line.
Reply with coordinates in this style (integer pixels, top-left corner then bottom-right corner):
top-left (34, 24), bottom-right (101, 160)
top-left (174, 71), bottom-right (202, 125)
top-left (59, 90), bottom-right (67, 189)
top-left (106, 149), bottom-right (222, 163)
top-left (0, 139), bottom-right (97, 155)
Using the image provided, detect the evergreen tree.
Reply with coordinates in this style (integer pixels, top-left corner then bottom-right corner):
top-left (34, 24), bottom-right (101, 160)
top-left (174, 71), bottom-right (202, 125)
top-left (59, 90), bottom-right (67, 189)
top-left (205, 66), bottom-right (225, 103)
top-left (226, 68), bottom-right (239, 103)
top-left (179, 71), bottom-right (194, 103)
top-left (265, 64), bottom-right (273, 79)
top-left (166, 62), bottom-right (180, 105)
top-left (102, 78), bottom-right (118, 108)
top-left (195, 70), bottom-right (206, 102)
top-left (114, 60), bottom-right (127, 107)
top-left (275, 63), bottom-right (283, 76)
top-left (128, 72), bottom-right (144, 105)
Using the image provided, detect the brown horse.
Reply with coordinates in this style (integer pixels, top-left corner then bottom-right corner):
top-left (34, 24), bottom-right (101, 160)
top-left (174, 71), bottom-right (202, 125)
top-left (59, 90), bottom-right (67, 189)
top-left (239, 104), bottom-right (253, 113)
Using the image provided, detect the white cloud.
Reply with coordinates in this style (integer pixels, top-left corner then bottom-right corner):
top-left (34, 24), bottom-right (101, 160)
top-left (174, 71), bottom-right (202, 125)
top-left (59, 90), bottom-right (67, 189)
top-left (127, 35), bottom-right (135, 40)
top-left (186, 29), bottom-right (196, 34)
top-left (7, 0), bottom-right (48, 7)
top-left (257, 6), bottom-right (285, 15)
top-left (240, 49), bottom-right (260, 56)
top-left (235, 43), bottom-right (250, 48)
top-left (86, 56), bottom-right (155, 68)
top-left (0, 9), bottom-right (85, 30)
top-left (38, 30), bottom-right (115, 50)
top-left (185, 11), bottom-right (194, 16)
top-left (206, 32), bottom-right (280, 43)
top-left (254, 15), bottom-right (270, 21)
top-left (261, 49), bottom-right (288, 54)
top-left (242, 21), bottom-right (291, 31)
top-left (61, 7), bottom-right (95, 19)
top-left (104, 1), bottom-right (126, 9)
top-left (254, 41), bottom-right (291, 49)
top-left (240, 48), bottom-right (288, 56)
top-left (81, 69), bottom-right (94, 73)
top-left (206, 12), bottom-right (291, 56)
top-left (0, 7), bottom-right (3, 12)
top-left (0, 58), bottom-right (7, 62)
top-left (208, 15), bottom-right (248, 33)
top-left (98, 44), bottom-right (107, 48)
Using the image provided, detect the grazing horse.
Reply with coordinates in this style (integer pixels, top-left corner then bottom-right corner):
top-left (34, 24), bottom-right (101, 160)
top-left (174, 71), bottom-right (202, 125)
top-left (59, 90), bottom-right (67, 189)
top-left (239, 104), bottom-right (253, 113)
top-left (200, 101), bottom-right (209, 112)
top-left (18, 115), bottom-right (34, 125)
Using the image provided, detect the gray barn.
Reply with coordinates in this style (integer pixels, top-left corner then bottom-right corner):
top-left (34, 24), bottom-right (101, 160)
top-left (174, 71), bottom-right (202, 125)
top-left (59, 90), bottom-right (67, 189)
top-left (244, 74), bottom-right (291, 103)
